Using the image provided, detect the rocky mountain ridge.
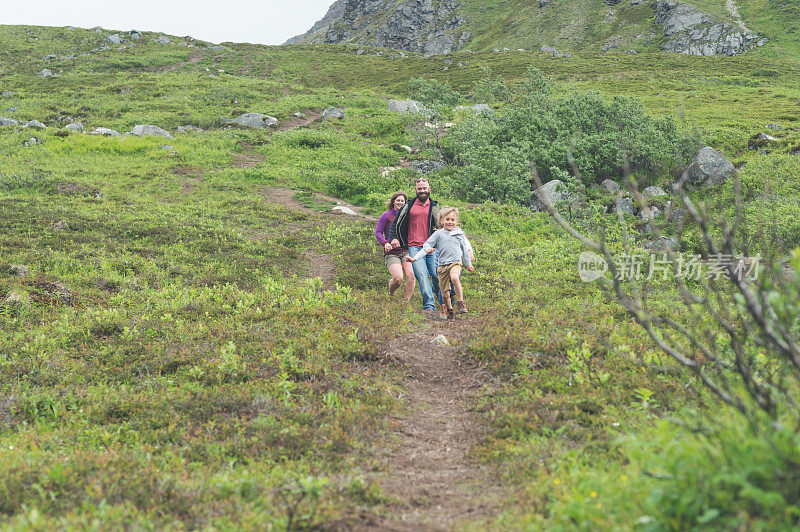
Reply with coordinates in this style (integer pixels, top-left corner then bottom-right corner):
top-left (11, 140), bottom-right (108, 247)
top-left (288, 0), bottom-right (766, 57)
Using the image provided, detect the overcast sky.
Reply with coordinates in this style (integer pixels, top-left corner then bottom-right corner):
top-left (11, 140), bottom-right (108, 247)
top-left (5, 0), bottom-right (334, 45)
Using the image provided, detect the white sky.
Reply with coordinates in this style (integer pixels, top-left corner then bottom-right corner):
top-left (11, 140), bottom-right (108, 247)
top-left (4, 0), bottom-right (334, 45)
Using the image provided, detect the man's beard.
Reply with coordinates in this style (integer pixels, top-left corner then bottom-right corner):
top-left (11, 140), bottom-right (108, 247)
top-left (417, 192), bottom-right (429, 202)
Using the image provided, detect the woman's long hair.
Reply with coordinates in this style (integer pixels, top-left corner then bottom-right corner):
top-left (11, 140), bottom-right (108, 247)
top-left (386, 191), bottom-right (408, 211)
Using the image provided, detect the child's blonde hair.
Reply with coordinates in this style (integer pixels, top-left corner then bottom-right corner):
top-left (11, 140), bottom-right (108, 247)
top-left (439, 206), bottom-right (459, 223)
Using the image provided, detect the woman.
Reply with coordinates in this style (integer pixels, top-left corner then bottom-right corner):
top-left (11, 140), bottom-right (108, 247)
top-left (375, 191), bottom-right (416, 301)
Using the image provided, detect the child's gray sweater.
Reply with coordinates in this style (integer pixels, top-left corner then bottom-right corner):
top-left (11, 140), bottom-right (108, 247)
top-left (409, 228), bottom-right (473, 268)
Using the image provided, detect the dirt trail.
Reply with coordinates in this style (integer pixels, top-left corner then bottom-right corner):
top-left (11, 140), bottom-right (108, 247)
top-left (358, 318), bottom-right (499, 531)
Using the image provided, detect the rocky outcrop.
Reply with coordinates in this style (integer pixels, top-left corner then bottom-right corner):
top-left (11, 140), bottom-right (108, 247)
top-left (286, 0), bottom-right (470, 55)
top-left (652, 1), bottom-right (766, 56)
top-left (684, 147), bottom-right (735, 188)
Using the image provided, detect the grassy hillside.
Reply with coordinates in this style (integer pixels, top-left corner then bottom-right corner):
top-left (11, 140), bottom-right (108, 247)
top-left (1, 22), bottom-right (800, 529)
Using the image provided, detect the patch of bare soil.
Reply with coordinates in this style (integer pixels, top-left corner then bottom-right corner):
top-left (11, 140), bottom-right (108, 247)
top-left (171, 165), bottom-right (205, 194)
top-left (148, 50), bottom-right (205, 72)
top-left (352, 318), bottom-right (501, 531)
top-left (230, 151), bottom-right (266, 169)
top-left (273, 109), bottom-right (324, 132)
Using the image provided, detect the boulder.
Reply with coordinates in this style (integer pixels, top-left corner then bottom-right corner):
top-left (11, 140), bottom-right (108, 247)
top-left (412, 160), bottom-right (446, 175)
top-left (0, 117), bottom-right (19, 126)
top-left (453, 103), bottom-right (494, 116)
top-left (766, 123), bottom-right (782, 131)
top-left (684, 147), bottom-right (735, 188)
top-left (65, 122), bottom-right (84, 133)
top-left (0, 91), bottom-right (13, 96)
top-left (3, 290), bottom-right (30, 311)
top-left (639, 206), bottom-right (662, 219)
top-left (529, 179), bottom-right (572, 212)
top-left (642, 186), bottom-right (667, 198)
top-left (229, 113), bottom-right (278, 129)
top-left (322, 107), bottom-right (345, 120)
top-left (387, 99), bottom-right (426, 114)
top-left (600, 179), bottom-right (621, 193)
top-left (23, 120), bottom-right (46, 129)
top-left (644, 236), bottom-right (679, 251)
top-left (106, 34), bottom-right (122, 44)
top-left (155, 36), bottom-right (171, 45)
top-left (175, 125), bottom-right (202, 133)
top-left (90, 127), bottom-right (121, 137)
top-left (38, 69), bottom-right (54, 77)
top-left (614, 196), bottom-right (635, 216)
top-left (130, 124), bottom-right (173, 138)
top-left (23, 137), bottom-right (39, 147)
top-left (332, 205), bottom-right (358, 216)
top-left (748, 132), bottom-right (779, 149)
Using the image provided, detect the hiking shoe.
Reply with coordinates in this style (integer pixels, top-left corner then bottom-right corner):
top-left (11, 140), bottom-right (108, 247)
top-left (447, 308), bottom-right (456, 320)
top-left (423, 308), bottom-right (437, 319)
top-left (457, 301), bottom-right (468, 313)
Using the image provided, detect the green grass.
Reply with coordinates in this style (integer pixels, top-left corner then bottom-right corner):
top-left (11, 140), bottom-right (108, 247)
top-left (1, 20), bottom-right (800, 529)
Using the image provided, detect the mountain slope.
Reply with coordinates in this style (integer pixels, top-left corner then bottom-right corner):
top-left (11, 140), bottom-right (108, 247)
top-left (289, 0), bottom-right (800, 57)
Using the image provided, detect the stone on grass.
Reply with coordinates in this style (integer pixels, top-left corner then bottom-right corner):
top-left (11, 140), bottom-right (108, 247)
top-left (175, 125), bottom-right (202, 133)
top-left (684, 146), bottom-right (735, 188)
top-left (130, 124), bottom-right (173, 138)
top-left (0, 118), bottom-right (19, 126)
top-left (642, 186), bottom-right (667, 198)
top-left (65, 122), bottom-right (84, 133)
top-left (90, 127), bottom-right (121, 137)
top-left (644, 236), bottom-right (679, 251)
top-left (387, 99), bottom-right (425, 114)
top-left (332, 205), bottom-right (358, 216)
top-left (23, 137), bottom-right (39, 147)
top-left (412, 160), bottom-right (446, 175)
top-left (600, 179), bottom-right (621, 193)
top-left (106, 34), bottom-right (122, 44)
top-left (155, 36), bottom-right (171, 45)
top-left (614, 196), bottom-right (635, 216)
top-left (23, 120), bottom-right (46, 129)
top-left (529, 179), bottom-right (572, 212)
top-left (322, 107), bottom-right (345, 120)
top-left (453, 103), bottom-right (494, 116)
top-left (230, 113), bottom-right (278, 129)
top-left (38, 69), bottom-right (54, 77)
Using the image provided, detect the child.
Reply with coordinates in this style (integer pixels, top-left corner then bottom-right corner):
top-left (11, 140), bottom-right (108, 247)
top-left (406, 207), bottom-right (473, 319)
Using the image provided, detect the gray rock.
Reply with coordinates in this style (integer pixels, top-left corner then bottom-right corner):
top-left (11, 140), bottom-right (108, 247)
top-left (0, 91), bottom-right (12, 96)
top-left (38, 69), bottom-right (54, 77)
top-left (175, 125), bottom-right (202, 133)
top-left (52, 220), bottom-right (70, 231)
top-left (23, 137), bottom-right (39, 147)
top-left (23, 120), bottom-right (46, 129)
top-left (8, 264), bottom-right (30, 277)
top-left (90, 127), bottom-right (121, 137)
top-left (293, 112), bottom-right (304, 118)
top-left (642, 186), bottom-right (667, 198)
top-left (0, 117), bottom-right (19, 126)
top-left (130, 124), bottom-right (173, 138)
top-left (5, 107), bottom-right (17, 113)
top-left (106, 34), bottom-right (122, 44)
top-left (44, 54), bottom-right (57, 60)
top-left (207, 45), bottom-right (227, 51)
top-left (129, 30), bottom-right (141, 41)
top-left (652, 0), bottom-right (764, 56)
top-left (229, 113), bottom-right (278, 129)
top-left (332, 205), bottom-right (358, 216)
top-left (65, 122), bottom-right (84, 133)
top-left (453, 103), bottom-right (494, 116)
top-left (155, 35), bottom-right (171, 45)
top-left (287, 0), bottom-right (467, 56)
top-left (322, 107), bottom-right (345, 120)
top-left (529, 179), bottom-right (572, 212)
top-left (161, 145), bottom-right (176, 151)
top-left (684, 147), bottom-right (735, 188)
top-left (668, 206), bottom-right (686, 223)
top-left (431, 334), bottom-right (450, 346)
top-left (639, 205), bottom-right (662, 219)
top-left (356, 49), bottom-right (364, 55)
top-left (614, 196), bottom-right (635, 216)
top-left (387, 99), bottom-right (426, 114)
top-left (600, 179), bottom-right (621, 193)
top-left (766, 123), bottom-right (782, 131)
top-left (412, 159), bottom-right (446, 175)
top-left (644, 236), bottom-right (679, 251)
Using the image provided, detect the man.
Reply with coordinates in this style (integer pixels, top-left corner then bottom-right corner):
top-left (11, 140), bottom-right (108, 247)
top-left (388, 177), bottom-right (443, 315)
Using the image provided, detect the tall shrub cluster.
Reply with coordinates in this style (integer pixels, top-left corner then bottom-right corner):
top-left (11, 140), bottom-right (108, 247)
top-left (446, 68), bottom-right (698, 204)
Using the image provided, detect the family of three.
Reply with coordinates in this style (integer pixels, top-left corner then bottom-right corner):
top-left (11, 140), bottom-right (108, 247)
top-left (374, 177), bottom-right (474, 320)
